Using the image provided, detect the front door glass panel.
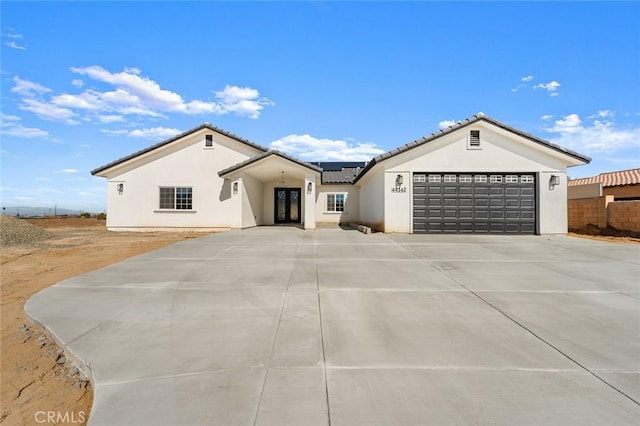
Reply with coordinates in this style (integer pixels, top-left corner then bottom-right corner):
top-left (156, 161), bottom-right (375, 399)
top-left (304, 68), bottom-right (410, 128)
top-left (274, 188), bottom-right (301, 223)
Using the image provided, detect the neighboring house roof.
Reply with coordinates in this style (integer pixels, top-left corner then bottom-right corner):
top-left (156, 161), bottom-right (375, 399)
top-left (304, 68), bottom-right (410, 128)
top-left (218, 150), bottom-right (322, 178)
top-left (91, 123), bottom-right (269, 175)
top-left (353, 113), bottom-right (592, 184)
top-left (568, 168), bottom-right (640, 187)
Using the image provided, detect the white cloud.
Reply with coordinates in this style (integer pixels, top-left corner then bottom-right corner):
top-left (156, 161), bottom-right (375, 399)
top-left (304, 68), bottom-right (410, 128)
top-left (215, 85), bottom-right (274, 119)
top-left (20, 98), bottom-right (77, 123)
top-left (4, 41), bottom-right (26, 50)
top-left (521, 75), bottom-right (534, 82)
top-left (438, 120), bottom-right (457, 129)
top-left (0, 113), bottom-right (21, 122)
top-left (102, 127), bottom-right (180, 140)
top-left (52, 91), bottom-right (104, 110)
top-left (11, 76), bottom-right (51, 96)
top-left (71, 65), bottom-right (186, 111)
top-left (0, 113), bottom-right (49, 138)
top-left (541, 114), bottom-right (554, 120)
top-left (544, 112), bottom-right (640, 152)
top-left (270, 134), bottom-right (385, 161)
top-left (590, 110), bottom-right (614, 119)
top-left (60, 168), bottom-right (78, 173)
top-left (550, 113), bottom-right (582, 133)
top-left (10, 67), bottom-right (273, 124)
top-left (97, 114), bottom-right (124, 123)
top-left (534, 80), bottom-right (561, 96)
top-left (127, 127), bottom-right (181, 139)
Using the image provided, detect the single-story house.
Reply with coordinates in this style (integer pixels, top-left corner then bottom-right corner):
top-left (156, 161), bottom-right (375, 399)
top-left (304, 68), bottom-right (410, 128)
top-left (91, 113), bottom-right (590, 234)
top-left (568, 168), bottom-right (640, 201)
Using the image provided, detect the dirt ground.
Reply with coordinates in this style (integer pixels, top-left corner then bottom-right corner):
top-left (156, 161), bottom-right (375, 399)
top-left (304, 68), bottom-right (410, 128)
top-left (1, 217), bottom-right (212, 425)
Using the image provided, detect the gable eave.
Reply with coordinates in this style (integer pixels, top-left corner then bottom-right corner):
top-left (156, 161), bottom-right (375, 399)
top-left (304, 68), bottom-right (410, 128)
top-left (353, 113), bottom-right (591, 183)
top-left (91, 123), bottom-right (269, 177)
top-left (218, 150), bottom-right (323, 179)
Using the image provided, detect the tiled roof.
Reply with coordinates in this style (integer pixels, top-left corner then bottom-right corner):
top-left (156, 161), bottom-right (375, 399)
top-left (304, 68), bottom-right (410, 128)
top-left (322, 167), bottom-right (363, 184)
top-left (218, 150), bottom-right (322, 177)
top-left (353, 113), bottom-right (591, 184)
top-left (91, 123), bottom-right (268, 175)
top-left (309, 162), bottom-right (366, 171)
top-left (568, 168), bottom-right (640, 187)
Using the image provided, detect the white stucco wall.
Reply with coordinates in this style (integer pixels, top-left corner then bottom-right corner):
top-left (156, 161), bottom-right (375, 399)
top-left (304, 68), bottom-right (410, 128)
top-left (383, 171), bottom-right (411, 233)
top-left (241, 174), bottom-right (264, 228)
top-left (538, 171), bottom-right (569, 234)
top-left (315, 184), bottom-right (360, 225)
top-left (102, 129), bottom-right (263, 230)
top-left (357, 169), bottom-right (385, 231)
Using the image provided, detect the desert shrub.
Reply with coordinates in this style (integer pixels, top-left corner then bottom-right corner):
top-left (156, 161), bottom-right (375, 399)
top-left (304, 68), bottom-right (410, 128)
top-left (96, 213), bottom-right (107, 220)
top-left (80, 212), bottom-right (91, 218)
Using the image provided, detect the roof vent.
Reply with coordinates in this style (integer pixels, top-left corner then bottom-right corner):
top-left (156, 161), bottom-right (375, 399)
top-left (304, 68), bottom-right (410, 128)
top-left (205, 134), bottom-right (213, 147)
top-left (469, 130), bottom-right (480, 147)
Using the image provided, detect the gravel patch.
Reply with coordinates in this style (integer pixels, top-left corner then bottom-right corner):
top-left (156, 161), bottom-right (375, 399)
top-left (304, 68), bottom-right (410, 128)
top-left (1, 215), bottom-right (56, 247)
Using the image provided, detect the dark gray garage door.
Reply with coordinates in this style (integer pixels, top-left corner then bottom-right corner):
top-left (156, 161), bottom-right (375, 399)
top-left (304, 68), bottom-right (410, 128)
top-left (413, 173), bottom-right (536, 234)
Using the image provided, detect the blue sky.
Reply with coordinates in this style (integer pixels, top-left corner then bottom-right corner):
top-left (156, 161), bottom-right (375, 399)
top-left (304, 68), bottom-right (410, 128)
top-left (1, 1), bottom-right (639, 212)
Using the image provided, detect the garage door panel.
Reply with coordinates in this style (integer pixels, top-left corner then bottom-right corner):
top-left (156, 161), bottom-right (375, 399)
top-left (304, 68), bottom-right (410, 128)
top-left (490, 198), bottom-right (505, 208)
top-left (475, 210), bottom-right (489, 219)
top-left (505, 199), bottom-right (520, 208)
top-left (459, 198), bottom-right (473, 207)
top-left (413, 173), bottom-right (536, 234)
top-left (521, 199), bottom-right (535, 208)
top-left (475, 186), bottom-right (489, 196)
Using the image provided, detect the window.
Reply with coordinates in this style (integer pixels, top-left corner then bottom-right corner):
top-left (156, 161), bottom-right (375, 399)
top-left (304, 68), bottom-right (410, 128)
top-left (428, 175), bottom-right (442, 182)
top-left (490, 175), bottom-right (503, 183)
top-left (474, 175), bottom-right (487, 183)
top-left (505, 175), bottom-right (519, 183)
top-left (459, 175), bottom-right (472, 183)
top-left (444, 175), bottom-right (457, 182)
top-left (159, 187), bottom-right (192, 210)
top-left (413, 174), bottom-right (426, 183)
top-left (469, 130), bottom-right (481, 148)
top-left (520, 175), bottom-right (534, 183)
top-left (327, 193), bottom-right (345, 212)
top-left (205, 134), bottom-right (213, 147)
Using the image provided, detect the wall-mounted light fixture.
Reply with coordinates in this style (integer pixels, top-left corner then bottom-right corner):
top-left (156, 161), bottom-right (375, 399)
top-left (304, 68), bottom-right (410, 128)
top-left (549, 175), bottom-right (560, 190)
top-left (233, 182), bottom-right (238, 194)
top-left (307, 182), bottom-right (313, 194)
top-left (117, 183), bottom-right (124, 194)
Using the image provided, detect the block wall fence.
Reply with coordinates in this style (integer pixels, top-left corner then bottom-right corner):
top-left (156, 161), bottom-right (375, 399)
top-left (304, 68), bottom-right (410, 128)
top-left (568, 195), bottom-right (640, 232)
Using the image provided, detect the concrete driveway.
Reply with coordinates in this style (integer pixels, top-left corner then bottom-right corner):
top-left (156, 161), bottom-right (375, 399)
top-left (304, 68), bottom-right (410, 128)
top-left (26, 228), bottom-right (640, 425)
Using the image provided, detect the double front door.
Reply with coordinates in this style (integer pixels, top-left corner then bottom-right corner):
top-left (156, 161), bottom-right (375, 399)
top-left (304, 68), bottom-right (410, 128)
top-left (274, 188), bottom-right (301, 224)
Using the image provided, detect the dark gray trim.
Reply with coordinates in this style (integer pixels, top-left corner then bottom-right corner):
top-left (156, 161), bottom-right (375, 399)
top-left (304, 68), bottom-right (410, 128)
top-left (91, 123), bottom-right (269, 175)
top-left (218, 150), bottom-right (322, 178)
top-left (353, 114), bottom-right (591, 184)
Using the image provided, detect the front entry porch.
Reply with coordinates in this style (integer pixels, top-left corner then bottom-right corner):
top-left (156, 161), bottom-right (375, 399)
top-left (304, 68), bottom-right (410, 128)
top-left (219, 151), bottom-right (321, 229)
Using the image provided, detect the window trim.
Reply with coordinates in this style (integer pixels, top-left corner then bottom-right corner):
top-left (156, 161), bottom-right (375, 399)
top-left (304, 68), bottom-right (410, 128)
top-left (204, 134), bottom-right (214, 149)
top-left (468, 129), bottom-right (482, 150)
top-left (158, 186), bottom-right (193, 210)
top-left (326, 193), bottom-right (345, 213)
